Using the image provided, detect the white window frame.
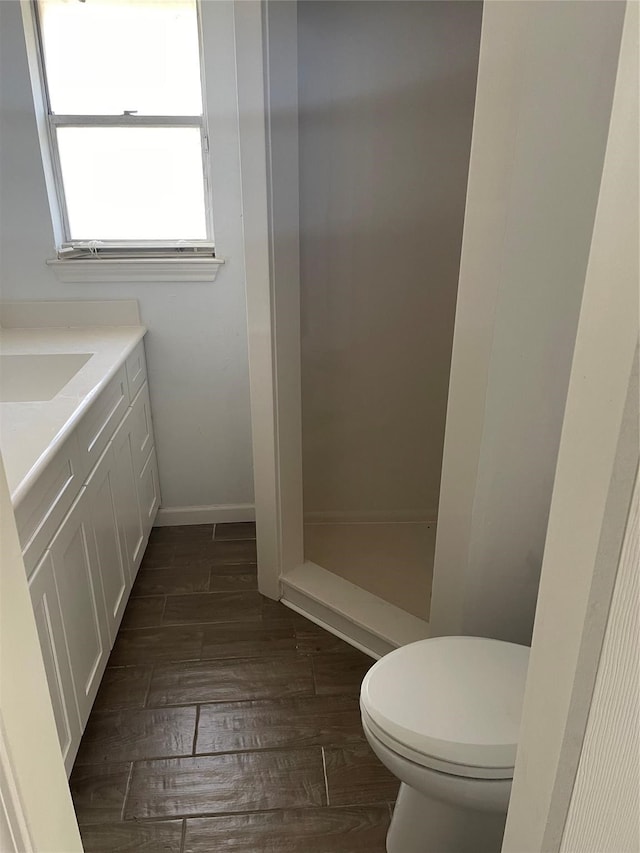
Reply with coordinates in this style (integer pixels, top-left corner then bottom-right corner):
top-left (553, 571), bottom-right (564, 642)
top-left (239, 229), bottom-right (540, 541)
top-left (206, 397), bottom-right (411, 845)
top-left (20, 0), bottom-right (224, 282)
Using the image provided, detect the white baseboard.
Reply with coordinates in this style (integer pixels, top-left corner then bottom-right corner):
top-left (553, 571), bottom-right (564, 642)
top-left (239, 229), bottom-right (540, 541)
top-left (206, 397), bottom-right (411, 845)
top-left (155, 503), bottom-right (255, 526)
top-left (281, 562), bottom-right (430, 659)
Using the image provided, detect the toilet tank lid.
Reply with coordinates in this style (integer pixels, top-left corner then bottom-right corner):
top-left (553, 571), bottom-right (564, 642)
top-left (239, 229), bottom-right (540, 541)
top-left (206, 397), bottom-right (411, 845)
top-left (360, 636), bottom-right (530, 772)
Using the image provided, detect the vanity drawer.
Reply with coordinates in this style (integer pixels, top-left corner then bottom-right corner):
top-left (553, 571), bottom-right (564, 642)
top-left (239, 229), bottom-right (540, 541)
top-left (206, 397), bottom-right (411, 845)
top-left (16, 433), bottom-right (85, 576)
top-left (130, 382), bottom-right (155, 475)
top-left (125, 341), bottom-right (147, 402)
top-left (76, 366), bottom-right (128, 472)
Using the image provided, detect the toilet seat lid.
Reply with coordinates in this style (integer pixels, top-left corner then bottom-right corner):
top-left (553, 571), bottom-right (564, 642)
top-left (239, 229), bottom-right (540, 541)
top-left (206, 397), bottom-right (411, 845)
top-left (361, 636), bottom-right (530, 773)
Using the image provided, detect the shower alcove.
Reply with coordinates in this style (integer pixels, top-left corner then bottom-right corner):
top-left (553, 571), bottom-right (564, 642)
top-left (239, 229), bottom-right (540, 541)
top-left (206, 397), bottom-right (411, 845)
top-left (240, 0), bottom-right (483, 655)
top-left (237, 0), bottom-right (626, 658)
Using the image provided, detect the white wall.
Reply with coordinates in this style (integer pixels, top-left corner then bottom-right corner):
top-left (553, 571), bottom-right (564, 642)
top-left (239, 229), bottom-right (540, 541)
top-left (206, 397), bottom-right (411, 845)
top-left (503, 1), bottom-right (639, 844)
top-left (0, 0), bottom-right (254, 514)
top-left (430, 0), bottom-right (625, 644)
top-left (298, 0), bottom-right (482, 523)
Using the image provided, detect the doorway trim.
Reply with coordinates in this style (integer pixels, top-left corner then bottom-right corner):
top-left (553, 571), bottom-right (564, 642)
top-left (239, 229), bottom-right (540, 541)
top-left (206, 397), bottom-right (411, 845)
top-left (236, 0), bottom-right (306, 601)
top-left (234, 0), bottom-right (288, 601)
top-left (237, 0), bottom-right (431, 653)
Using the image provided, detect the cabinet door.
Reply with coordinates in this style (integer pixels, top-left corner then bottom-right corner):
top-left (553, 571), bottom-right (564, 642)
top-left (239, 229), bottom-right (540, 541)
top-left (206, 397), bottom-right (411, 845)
top-left (49, 493), bottom-right (109, 728)
top-left (85, 444), bottom-right (130, 646)
top-left (29, 551), bottom-right (81, 776)
top-left (130, 382), bottom-right (154, 475)
top-left (138, 448), bottom-right (160, 541)
top-left (112, 406), bottom-right (145, 583)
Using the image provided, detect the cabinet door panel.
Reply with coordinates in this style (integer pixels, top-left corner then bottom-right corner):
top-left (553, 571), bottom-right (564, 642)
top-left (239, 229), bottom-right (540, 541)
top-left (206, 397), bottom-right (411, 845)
top-left (49, 495), bottom-right (109, 727)
top-left (86, 445), bottom-right (129, 646)
top-left (130, 382), bottom-right (154, 475)
top-left (139, 448), bottom-right (160, 541)
top-left (125, 340), bottom-right (147, 402)
top-left (76, 366), bottom-right (128, 473)
top-left (112, 407), bottom-right (145, 583)
top-left (17, 433), bottom-right (84, 577)
top-left (29, 551), bottom-right (81, 776)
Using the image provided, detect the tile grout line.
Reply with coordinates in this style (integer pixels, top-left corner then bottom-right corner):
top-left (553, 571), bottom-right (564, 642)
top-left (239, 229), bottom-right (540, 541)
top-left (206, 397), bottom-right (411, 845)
top-left (160, 594), bottom-right (168, 624)
top-left (197, 615), bottom-right (206, 661)
top-left (180, 818), bottom-right (187, 853)
top-left (191, 705), bottom-right (201, 755)
top-left (321, 747), bottom-right (330, 806)
top-left (310, 654), bottom-right (318, 695)
top-left (125, 583), bottom-right (260, 605)
top-left (76, 740), bottom-right (369, 774)
top-left (143, 665), bottom-right (154, 708)
top-left (87, 735), bottom-right (366, 765)
top-left (115, 801), bottom-right (394, 825)
top-left (120, 762), bottom-right (134, 822)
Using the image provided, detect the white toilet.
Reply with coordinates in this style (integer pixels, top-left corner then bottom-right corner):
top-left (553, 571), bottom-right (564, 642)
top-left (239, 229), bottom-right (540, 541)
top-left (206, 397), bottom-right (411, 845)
top-left (360, 636), bottom-right (530, 853)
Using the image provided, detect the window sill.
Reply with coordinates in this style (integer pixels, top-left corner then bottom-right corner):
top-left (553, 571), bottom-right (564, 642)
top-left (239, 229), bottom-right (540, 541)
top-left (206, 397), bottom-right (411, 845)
top-left (46, 256), bottom-right (225, 283)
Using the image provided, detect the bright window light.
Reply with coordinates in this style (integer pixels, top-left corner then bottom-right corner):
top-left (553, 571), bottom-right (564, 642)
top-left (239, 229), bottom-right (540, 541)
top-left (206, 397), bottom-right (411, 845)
top-left (34, 0), bottom-right (212, 250)
top-left (57, 127), bottom-right (207, 241)
top-left (38, 0), bottom-right (203, 116)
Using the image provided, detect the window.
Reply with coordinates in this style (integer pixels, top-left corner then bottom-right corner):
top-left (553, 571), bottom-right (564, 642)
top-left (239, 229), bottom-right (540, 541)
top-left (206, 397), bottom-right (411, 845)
top-left (31, 0), bottom-right (216, 265)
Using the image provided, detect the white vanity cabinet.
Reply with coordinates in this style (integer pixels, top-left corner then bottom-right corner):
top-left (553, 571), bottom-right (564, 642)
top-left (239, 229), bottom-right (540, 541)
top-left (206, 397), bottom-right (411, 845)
top-left (29, 550), bottom-right (82, 773)
top-left (131, 382), bottom-right (160, 542)
top-left (85, 443), bottom-right (130, 646)
top-left (112, 405), bottom-right (145, 580)
top-left (18, 337), bottom-right (160, 775)
top-left (47, 492), bottom-right (110, 729)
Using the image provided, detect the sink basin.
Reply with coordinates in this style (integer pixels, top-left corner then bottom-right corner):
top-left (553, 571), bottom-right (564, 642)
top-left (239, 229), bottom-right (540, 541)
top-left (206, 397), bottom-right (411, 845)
top-left (0, 353), bottom-right (92, 402)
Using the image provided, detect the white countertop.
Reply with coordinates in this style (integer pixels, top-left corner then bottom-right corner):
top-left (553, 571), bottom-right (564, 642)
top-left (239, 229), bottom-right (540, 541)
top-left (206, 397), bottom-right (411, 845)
top-left (0, 325), bottom-right (146, 506)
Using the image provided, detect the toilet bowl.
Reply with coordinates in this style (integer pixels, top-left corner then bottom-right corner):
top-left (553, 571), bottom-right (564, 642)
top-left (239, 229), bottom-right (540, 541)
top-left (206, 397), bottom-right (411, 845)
top-left (360, 636), bottom-right (530, 853)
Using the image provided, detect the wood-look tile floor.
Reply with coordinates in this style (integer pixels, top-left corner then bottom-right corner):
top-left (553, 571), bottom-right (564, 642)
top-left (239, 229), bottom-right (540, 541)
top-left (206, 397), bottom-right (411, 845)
top-left (70, 523), bottom-right (397, 852)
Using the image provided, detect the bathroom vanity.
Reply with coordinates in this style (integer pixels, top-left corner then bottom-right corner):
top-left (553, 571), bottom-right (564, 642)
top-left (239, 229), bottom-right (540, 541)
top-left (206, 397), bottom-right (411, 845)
top-left (0, 314), bottom-right (159, 774)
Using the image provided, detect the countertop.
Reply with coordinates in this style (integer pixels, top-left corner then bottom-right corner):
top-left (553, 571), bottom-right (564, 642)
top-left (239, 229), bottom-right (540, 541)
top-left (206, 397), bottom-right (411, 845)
top-left (0, 325), bottom-right (146, 506)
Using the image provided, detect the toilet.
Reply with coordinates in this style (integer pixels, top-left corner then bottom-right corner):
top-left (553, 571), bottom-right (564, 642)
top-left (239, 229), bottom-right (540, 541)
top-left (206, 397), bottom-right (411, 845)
top-left (360, 636), bottom-right (530, 853)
